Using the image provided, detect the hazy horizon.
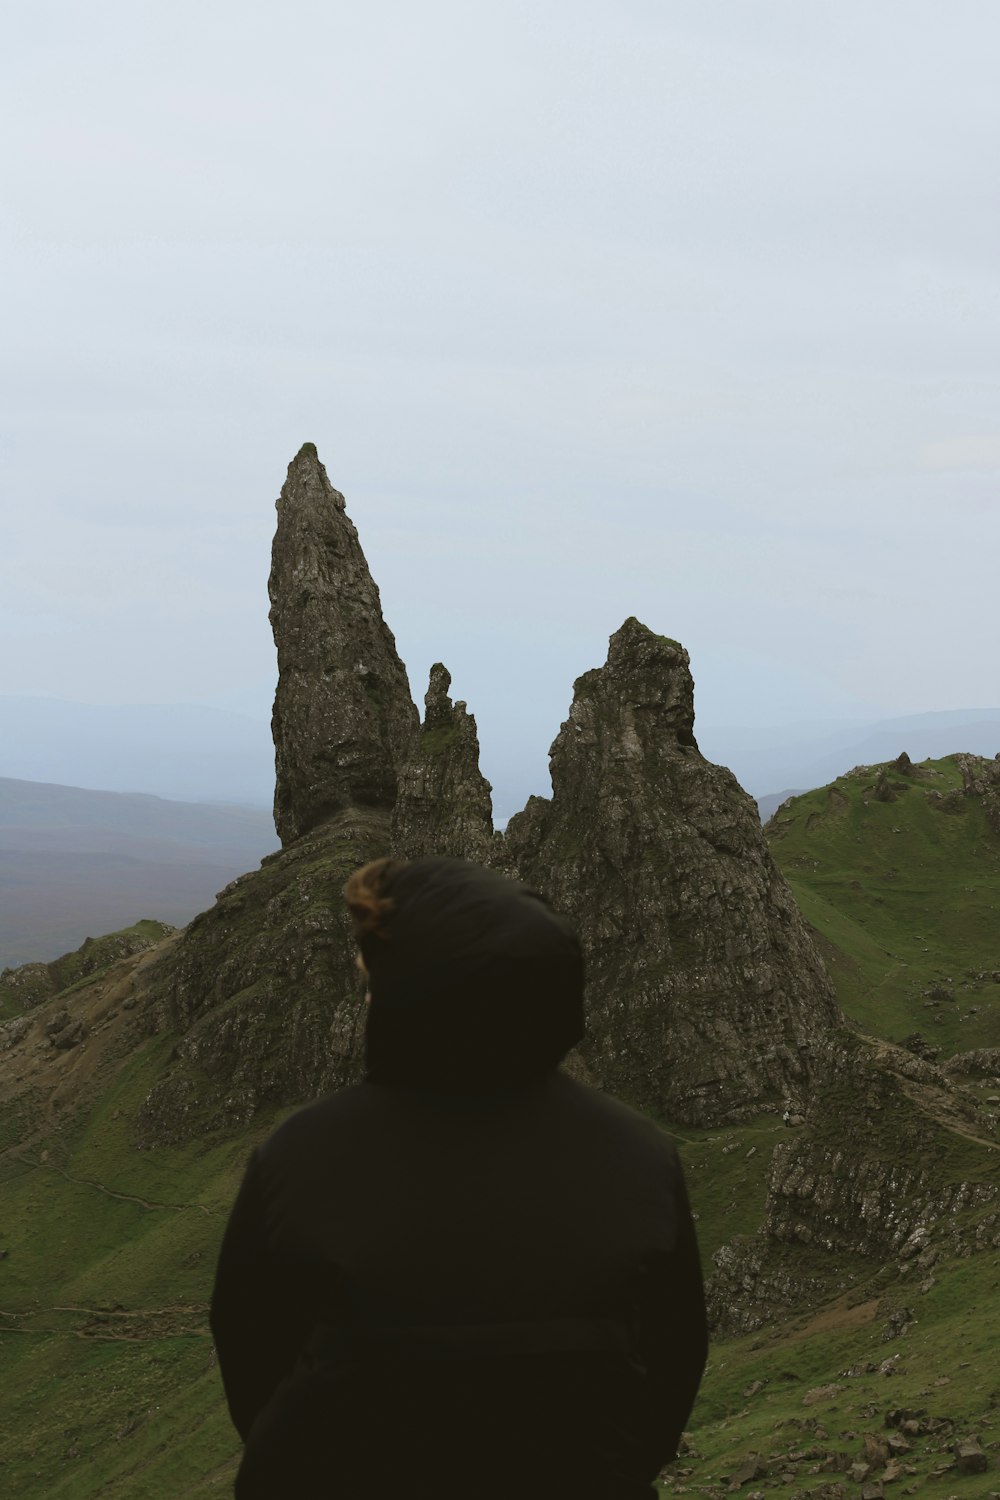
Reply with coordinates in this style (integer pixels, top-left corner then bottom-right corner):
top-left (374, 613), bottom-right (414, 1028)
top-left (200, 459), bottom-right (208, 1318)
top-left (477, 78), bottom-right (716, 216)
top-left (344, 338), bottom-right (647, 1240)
top-left (3, 692), bottom-right (999, 821)
top-left (5, 3), bottom-right (1000, 787)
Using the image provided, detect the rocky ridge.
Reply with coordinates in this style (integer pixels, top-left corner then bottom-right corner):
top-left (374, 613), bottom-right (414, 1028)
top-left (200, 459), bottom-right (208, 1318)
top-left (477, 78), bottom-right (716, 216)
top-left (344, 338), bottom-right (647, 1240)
top-left (0, 920), bottom-right (175, 1015)
top-left (709, 1031), bottom-right (1000, 1335)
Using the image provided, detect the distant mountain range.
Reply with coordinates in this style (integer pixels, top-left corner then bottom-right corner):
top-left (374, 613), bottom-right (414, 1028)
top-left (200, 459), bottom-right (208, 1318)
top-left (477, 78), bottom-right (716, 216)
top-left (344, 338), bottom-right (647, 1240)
top-left (3, 700), bottom-right (999, 967)
top-left (698, 705), bottom-right (1000, 800)
top-left (4, 695), bottom-right (998, 816)
top-left (0, 778), bottom-right (278, 969)
top-left (0, 696), bottom-right (275, 806)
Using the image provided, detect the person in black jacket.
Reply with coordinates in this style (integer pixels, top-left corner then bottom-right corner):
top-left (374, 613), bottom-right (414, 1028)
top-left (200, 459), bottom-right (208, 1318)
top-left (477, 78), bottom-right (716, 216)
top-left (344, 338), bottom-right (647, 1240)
top-left (210, 856), bottom-right (707, 1500)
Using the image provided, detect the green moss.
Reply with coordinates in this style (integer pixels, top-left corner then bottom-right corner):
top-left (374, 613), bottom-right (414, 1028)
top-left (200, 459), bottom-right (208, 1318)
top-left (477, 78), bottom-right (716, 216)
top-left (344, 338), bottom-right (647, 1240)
top-left (418, 724), bottom-right (461, 755)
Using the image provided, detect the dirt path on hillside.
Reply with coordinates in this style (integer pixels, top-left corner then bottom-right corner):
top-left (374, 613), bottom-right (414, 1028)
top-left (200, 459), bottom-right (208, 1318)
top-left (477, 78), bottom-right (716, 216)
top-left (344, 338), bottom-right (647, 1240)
top-left (1, 1302), bottom-right (211, 1341)
top-left (12, 1151), bottom-right (218, 1215)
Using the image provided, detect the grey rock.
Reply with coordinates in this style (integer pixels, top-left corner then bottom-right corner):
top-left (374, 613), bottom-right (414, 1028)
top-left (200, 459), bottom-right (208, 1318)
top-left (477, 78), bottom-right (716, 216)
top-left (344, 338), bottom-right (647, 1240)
top-left (708, 1025), bottom-right (1000, 1333)
top-left (391, 663), bottom-right (495, 863)
top-left (0, 1015), bottom-right (31, 1050)
top-left (269, 444), bottom-right (418, 845)
top-left (952, 1437), bottom-right (988, 1474)
top-left (46, 1009), bottom-right (86, 1050)
top-left (944, 1048), bottom-right (1000, 1078)
top-left (873, 771), bottom-right (898, 803)
top-left (505, 618), bottom-right (841, 1126)
top-left (955, 753), bottom-right (1000, 834)
top-left (135, 808), bottom-right (391, 1142)
top-left (726, 1452), bottom-right (767, 1490)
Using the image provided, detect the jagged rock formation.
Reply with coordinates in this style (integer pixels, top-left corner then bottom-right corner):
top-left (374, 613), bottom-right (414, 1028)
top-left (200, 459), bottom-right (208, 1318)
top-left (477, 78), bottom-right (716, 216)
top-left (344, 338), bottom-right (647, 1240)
top-left (136, 810), bottom-right (388, 1140)
top-left (133, 448), bottom-right (842, 1141)
top-left (709, 1032), bottom-right (1000, 1334)
top-left (269, 444), bottom-right (418, 845)
top-left (391, 663), bottom-right (496, 862)
top-left (504, 619), bottom-right (841, 1125)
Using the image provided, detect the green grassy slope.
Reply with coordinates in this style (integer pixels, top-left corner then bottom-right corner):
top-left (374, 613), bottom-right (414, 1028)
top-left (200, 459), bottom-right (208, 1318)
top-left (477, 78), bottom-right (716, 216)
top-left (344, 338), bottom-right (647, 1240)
top-left (0, 1026), bottom-right (266, 1496)
top-left (766, 756), bottom-right (1000, 1058)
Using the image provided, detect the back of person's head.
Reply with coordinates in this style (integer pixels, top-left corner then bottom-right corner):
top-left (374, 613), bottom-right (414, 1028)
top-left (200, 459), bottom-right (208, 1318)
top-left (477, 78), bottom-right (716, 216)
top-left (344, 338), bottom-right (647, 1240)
top-left (344, 856), bottom-right (584, 1093)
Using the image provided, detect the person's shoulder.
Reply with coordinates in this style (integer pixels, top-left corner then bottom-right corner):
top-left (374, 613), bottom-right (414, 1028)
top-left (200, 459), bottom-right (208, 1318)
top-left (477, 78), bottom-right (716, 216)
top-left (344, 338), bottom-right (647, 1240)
top-left (257, 1081), bottom-right (378, 1162)
top-left (550, 1071), bottom-right (680, 1157)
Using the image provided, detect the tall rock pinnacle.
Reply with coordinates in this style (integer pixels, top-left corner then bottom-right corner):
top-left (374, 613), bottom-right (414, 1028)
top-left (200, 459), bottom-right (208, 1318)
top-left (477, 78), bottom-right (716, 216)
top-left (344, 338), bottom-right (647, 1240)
top-left (505, 618), bottom-right (841, 1126)
top-left (269, 444), bottom-right (419, 845)
top-left (391, 662), bottom-right (496, 862)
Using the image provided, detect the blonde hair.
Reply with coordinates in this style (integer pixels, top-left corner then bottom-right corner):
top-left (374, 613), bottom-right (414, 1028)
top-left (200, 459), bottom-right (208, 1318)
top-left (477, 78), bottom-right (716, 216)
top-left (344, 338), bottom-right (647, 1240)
top-left (343, 857), bottom-right (405, 939)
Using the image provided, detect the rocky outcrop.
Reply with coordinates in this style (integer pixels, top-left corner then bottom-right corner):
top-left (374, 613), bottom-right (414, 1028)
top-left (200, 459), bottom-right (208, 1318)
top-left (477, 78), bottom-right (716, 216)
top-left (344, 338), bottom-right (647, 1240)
top-left (955, 752), bottom-right (1000, 834)
top-left (504, 619), bottom-right (841, 1126)
top-left (0, 922), bottom-right (176, 1013)
top-left (136, 809), bottom-right (389, 1141)
top-left (944, 1048), bottom-right (1000, 1079)
top-left (391, 663), bottom-right (496, 863)
top-left (708, 1033), bottom-right (1000, 1333)
top-left (269, 444), bottom-right (418, 845)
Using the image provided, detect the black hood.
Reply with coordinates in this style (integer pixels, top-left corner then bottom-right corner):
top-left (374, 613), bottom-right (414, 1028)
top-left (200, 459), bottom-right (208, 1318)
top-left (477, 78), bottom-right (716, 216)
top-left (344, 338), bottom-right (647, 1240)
top-left (360, 858), bottom-right (584, 1093)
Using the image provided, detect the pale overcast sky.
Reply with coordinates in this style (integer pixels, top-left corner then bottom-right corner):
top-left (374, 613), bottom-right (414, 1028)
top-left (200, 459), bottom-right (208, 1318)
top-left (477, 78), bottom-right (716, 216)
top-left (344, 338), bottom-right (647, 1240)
top-left (3, 1), bottom-right (999, 801)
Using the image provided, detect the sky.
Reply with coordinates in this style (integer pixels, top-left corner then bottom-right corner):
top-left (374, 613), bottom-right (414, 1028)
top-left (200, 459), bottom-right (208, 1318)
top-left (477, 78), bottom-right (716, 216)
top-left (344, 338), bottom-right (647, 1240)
top-left (4, 1), bottom-right (999, 808)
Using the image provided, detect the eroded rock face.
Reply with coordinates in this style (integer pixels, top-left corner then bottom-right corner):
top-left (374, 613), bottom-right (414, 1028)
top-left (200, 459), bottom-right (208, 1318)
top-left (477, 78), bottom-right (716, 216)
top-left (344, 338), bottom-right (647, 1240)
top-left (505, 618), bottom-right (841, 1126)
top-left (391, 663), bottom-right (496, 863)
top-left (269, 444), bottom-right (418, 845)
top-left (136, 809), bottom-right (388, 1141)
top-left (707, 1033), bottom-right (1000, 1333)
top-left (955, 752), bottom-right (1000, 834)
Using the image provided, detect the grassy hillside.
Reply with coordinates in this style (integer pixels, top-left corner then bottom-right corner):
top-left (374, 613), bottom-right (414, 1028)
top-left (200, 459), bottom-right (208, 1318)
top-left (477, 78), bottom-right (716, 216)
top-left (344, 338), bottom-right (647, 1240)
top-left (4, 991), bottom-right (997, 1497)
top-left (0, 981), bottom-right (260, 1495)
top-left (766, 755), bottom-right (1000, 1059)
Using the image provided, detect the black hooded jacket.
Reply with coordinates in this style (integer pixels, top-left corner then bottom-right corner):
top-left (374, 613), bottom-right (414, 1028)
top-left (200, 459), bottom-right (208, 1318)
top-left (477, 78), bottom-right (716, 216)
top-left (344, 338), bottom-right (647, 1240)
top-left (210, 859), bottom-right (708, 1499)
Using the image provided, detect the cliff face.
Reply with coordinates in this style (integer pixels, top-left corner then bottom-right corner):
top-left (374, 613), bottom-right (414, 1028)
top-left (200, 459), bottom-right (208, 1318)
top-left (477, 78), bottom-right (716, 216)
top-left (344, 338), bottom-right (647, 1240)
top-left (505, 619), bottom-right (841, 1125)
top-left (708, 1033), bottom-right (1000, 1334)
top-left (135, 809), bottom-right (388, 1141)
top-left (269, 444), bottom-right (418, 845)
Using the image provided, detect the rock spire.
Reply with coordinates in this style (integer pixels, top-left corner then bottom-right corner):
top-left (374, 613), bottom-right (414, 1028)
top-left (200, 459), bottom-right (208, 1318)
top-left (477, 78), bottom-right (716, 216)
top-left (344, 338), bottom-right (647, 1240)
top-left (268, 444), bottom-right (418, 845)
top-left (505, 618), bottom-right (841, 1126)
top-left (391, 663), bottom-right (496, 863)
